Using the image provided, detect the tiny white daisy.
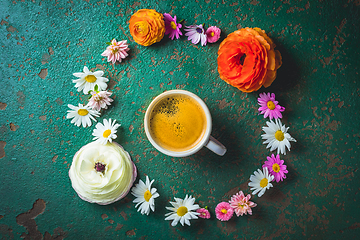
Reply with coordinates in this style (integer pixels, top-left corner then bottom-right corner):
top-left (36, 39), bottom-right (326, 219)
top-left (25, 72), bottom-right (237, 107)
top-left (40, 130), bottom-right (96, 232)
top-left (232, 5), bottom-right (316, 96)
top-left (261, 119), bottom-right (296, 155)
top-left (131, 176), bottom-right (160, 215)
top-left (248, 168), bottom-right (274, 197)
top-left (165, 195), bottom-right (200, 227)
top-left (66, 103), bottom-right (100, 127)
top-left (92, 118), bottom-right (121, 145)
top-left (72, 66), bottom-right (109, 94)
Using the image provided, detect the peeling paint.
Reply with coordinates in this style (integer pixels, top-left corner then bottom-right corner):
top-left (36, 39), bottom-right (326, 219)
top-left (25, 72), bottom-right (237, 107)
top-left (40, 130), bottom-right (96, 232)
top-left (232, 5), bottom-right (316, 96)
top-left (126, 229), bottom-right (136, 236)
top-left (0, 102), bottom-right (7, 110)
top-left (16, 199), bottom-right (46, 240)
top-left (38, 69), bottom-right (48, 79)
top-left (52, 155), bottom-right (58, 163)
top-left (115, 223), bottom-right (123, 231)
top-left (9, 123), bottom-right (19, 131)
top-left (0, 141), bottom-right (6, 159)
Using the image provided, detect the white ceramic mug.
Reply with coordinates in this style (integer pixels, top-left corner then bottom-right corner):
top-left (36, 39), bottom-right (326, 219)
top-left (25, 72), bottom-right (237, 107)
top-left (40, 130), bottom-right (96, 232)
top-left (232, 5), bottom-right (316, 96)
top-left (144, 90), bottom-right (226, 157)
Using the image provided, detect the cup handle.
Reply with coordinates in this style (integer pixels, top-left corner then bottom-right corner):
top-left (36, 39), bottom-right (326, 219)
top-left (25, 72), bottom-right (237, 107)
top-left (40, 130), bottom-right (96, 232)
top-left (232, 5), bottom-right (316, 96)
top-left (205, 135), bottom-right (227, 156)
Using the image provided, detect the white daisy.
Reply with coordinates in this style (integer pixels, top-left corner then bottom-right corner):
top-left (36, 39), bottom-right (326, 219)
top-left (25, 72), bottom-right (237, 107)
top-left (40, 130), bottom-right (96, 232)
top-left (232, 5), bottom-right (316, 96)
top-left (184, 24), bottom-right (207, 46)
top-left (131, 176), bottom-right (160, 215)
top-left (165, 195), bottom-right (200, 227)
top-left (248, 168), bottom-right (274, 197)
top-left (66, 103), bottom-right (100, 127)
top-left (261, 119), bottom-right (296, 155)
top-left (72, 66), bottom-right (109, 94)
top-left (92, 118), bottom-right (121, 145)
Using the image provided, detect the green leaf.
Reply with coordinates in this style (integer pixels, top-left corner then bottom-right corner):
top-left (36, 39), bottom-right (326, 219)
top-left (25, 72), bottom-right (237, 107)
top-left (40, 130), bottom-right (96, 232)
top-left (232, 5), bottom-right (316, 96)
top-left (94, 84), bottom-right (99, 92)
top-left (106, 42), bottom-right (111, 45)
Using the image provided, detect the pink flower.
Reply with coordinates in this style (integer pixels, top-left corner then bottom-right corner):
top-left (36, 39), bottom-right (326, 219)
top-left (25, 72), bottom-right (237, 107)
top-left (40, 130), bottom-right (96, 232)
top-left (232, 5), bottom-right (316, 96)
top-left (258, 92), bottom-right (285, 120)
top-left (184, 24), bottom-right (207, 46)
top-left (88, 90), bottom-right (113, 111)
top-left (215, 202), bottom-right (233, 221)
top-left (229, 191), bottom-right (257, 217)
top-left (196, 208), bottom-right (211, 219)
top-left (205, 26), bottom-right (221, 43)
top-left (262, 154), bottom-right (288, 182)
top-left (164, 13), bottom-right (182, 40)
top-left (101, 39), bottom-right (129, 64)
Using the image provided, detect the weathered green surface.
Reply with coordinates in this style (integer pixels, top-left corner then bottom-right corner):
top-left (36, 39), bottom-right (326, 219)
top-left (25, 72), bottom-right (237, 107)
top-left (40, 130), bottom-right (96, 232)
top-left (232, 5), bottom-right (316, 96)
top-left (1, 0), bottom-right (359, 239)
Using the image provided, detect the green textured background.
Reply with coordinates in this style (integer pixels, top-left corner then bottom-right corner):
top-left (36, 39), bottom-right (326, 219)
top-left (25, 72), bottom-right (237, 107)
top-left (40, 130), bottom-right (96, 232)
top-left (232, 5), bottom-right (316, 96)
top-left (1, 0), bottom-right (359, 239)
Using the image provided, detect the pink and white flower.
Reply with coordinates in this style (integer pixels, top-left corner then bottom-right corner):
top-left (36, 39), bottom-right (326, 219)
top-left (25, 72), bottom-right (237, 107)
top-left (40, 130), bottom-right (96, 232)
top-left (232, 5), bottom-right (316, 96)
top-left (263, 154), bottom-right (288, 182)
top-left (164, 13), bottom-right (182, 40)
top-left (205, 26), bottom-right (221, 43)
top-left (184, 24), bottom-right (207, 46)
top-left (88, 90), bottom-right (113, 111)
top-left (258, 92), bottom-right (285, 120)
top-left (229, 191), bottom-right (257, 217)
top-left (215, 202), bottom-right (233, 221)
top-left (196, 207), bottom-right (211, 219)
top-left (101, 39), bottom-right (129, 64)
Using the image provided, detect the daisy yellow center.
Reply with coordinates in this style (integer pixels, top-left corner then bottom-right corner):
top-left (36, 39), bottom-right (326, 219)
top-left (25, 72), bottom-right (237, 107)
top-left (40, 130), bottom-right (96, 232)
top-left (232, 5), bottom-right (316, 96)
top-left (85, 75), bottom-right (97, 83)
top-left (211, 32), bottom-right (215, 37)
top-left (77, 109), bottom-right (88, 116)
top-left (170, 21), bottom-right (177, 30)
top-left (272, 163), bottom-right (280, 173)
top-left (267, 101), bottom-right (276, 110)
top-left (111, 48), bottom-right (119, 54)
top-left (103, 129), bottom-right (111, 138)
top-left (177, 206), bottom-right (188, 216)
top-left (144, 190), bottom-right (152, 202)
top-left (275, 130), bottom-right (285, 141)
top-left (260, 178), bottom-right (268, 188)
top-left (221, 209), bottom-right (228, 214)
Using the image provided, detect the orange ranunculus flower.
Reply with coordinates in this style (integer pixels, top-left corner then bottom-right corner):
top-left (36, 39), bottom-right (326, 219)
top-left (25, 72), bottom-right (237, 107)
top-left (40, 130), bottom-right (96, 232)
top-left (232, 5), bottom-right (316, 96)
top-left (129, 9), bottom-right (165, 46)
top-left (217, 27), bottom-right (282, 92)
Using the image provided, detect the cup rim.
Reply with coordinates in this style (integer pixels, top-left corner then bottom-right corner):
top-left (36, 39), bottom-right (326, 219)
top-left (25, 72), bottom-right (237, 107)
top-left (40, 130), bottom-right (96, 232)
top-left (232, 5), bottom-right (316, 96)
top-left (144, 90), bottom-right (212, 157)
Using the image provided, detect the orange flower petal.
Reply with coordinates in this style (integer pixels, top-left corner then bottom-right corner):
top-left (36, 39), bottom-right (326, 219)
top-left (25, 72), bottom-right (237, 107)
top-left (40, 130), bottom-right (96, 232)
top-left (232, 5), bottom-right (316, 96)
top-left (129, 9), bottom-right (165, 46)
top-left (217, 27), bottom-right (281, 92)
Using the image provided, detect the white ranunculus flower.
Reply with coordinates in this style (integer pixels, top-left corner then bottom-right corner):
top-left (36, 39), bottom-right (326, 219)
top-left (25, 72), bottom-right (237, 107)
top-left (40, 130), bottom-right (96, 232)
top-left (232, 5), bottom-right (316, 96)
top-left (69, 141), bottom-right (137, 205)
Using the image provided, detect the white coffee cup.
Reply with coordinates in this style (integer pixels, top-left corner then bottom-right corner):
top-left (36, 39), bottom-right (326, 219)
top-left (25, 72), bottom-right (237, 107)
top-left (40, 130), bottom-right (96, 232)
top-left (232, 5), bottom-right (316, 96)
top-left (144, 90), bottom-right (226, 157)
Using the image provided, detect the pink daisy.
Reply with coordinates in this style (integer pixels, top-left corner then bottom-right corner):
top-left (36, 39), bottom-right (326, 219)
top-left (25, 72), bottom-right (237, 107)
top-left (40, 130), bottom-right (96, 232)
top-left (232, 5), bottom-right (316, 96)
top-left (196, 207), bottom-right (211, 219)
top-left (215, 202), bottom-right (233, 221)
top-left (88, 90), bottom-right (113, 111)
top-left (101, 39), bottom-right (129, 64)
top-left (262, 154), bottom-right (288, 182)
top-left (184, 24), bottom-right (207, 46)
top-left (258, 92), bottom-right (285, 120)
top-left (163, 13), bottom-right (182, 40)
top-left (229, 191), bottom-right (257, 217)
top-left (205, 26), bottom-right (221, 43)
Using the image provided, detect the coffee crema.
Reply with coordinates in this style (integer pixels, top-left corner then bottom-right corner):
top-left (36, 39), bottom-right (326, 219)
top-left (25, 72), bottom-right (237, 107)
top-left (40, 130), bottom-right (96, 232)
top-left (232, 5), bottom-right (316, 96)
top-left (149, 94), bottom-right (207, 152)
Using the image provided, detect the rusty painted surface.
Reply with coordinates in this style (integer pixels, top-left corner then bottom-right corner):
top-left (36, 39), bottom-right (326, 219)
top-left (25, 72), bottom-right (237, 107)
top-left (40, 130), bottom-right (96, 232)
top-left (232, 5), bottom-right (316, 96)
top-left (1, 0), bottom-right (359, 239)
